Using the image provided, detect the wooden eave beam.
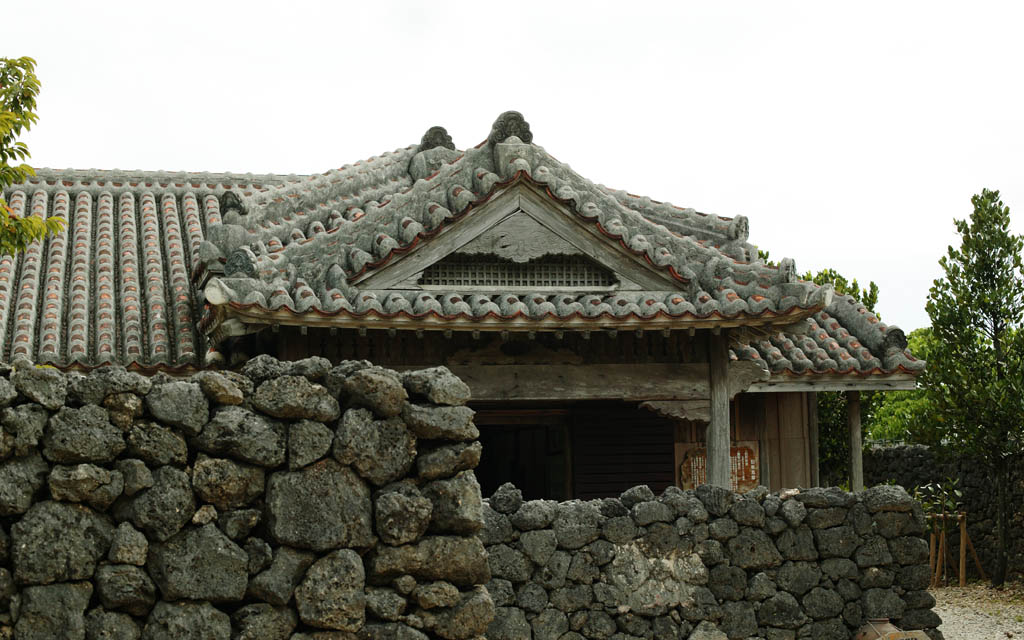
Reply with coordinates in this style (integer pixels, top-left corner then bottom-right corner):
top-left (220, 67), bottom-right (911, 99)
top-left (213, 305), bottom-right (820, 335)
top-left (745, 373), bottom-right (919, 393)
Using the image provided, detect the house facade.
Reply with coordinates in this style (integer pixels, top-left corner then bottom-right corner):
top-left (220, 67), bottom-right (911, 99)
top-left (0, 112), bottom-right (923, 497)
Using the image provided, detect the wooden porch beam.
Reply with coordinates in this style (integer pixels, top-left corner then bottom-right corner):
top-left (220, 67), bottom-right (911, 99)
top-left (707, 330), bottom-right (731, 488)
top-left (847, 390), bottom-right (864, 492)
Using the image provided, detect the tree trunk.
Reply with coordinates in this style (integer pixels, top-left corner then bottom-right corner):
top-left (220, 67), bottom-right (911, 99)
top-left (993, 456), bottom-right (1008, 586)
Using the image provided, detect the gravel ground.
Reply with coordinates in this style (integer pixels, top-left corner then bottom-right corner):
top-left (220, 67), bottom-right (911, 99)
top-left (933, 583), bottom-right (1024, 639)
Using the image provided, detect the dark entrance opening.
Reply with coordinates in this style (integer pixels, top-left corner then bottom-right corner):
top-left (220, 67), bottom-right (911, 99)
top-left (474, 409), bottom-right (570, 501)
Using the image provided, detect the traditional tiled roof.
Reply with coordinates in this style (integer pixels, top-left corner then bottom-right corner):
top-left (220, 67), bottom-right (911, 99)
top-left (0, 112), bottom-right (923, 378)
top-left (0, 170), bottom-right (300, 369)
top-left (198, 112), bottom-right (831, 332)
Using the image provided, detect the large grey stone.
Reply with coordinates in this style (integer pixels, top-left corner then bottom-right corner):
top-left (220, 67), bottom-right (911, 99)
top-left (295, 549), bottom-right (365, 631)
top-left (343, 369), bottom-right (408, 417)
top-left (531, 607), bottom-right (568, 640)
top-left (0, 376), bottom-right (17, 408)
top-left (125, 421), bottom-right (187, 466)
top-left (265, 459), bottom-right (373, 550)
top-left (359, 622), bottom-right (430, 640)
top-left (247, 546), bottom-right (316, 605)
top-left (43, 405), bottom-right (125, 464)
top-left (129, 466), bottom-right (195, 541)
top-left (720, 601), bottom-right (757, 639)
top-left (729, 498), bottom-right (766, 527)
top-left (802, 586), bottom-right (844, 619)
top-left (14, 581), bottom-right (92, 640)
top-left (757, 592), bottom-right (805, 629)
top-left (509, 499), bottom-right (557, 531)
top-left (115, 459), bottom-right (152, 496)
top-left (240, 354), bottom-right (290, 386)
top-left (367, 586), bottom-right (408, 619)
top-left (417, 441), bottom-right (481, 480)
top-left (480, 504), bottom-right (514, 545)
top-left (401, 404), bottom-right (478, 441)
top-left (862, 587), bottom-right (906, 619)
top-left (776, 525), bottom-right (818, 561)
top-left (486, 544), bottom-right (533, 583)
top-left (778, 498), bottom-right (806, 527)
top-left (85, 608), bottom-right (141, 640)
top-left (411, 581), bottom-right (459, 610)
top-left (696, 484), bottom-right (734, 517)
top-left (70, 366), bottom-right (151, 406)
top-left (376, 485), bottom-right (433, 546)
top-left (145, 381), bottom-right (209, 436)
top-left (0, 452), bottom-right (48, 515)
top-left (855, 535), bottom-right (894, 567)
top-left (889, 536), bottom-right (929, 565)
top-left (727, 527), bottom-right (782, 569)
top-left (487, 606), bottom-right (530, 640)
top-left (369, 536), bottom-right (490, 586)
top-left (287, 419), bottom-right (334, 469)
top-left (12, 365), bottom-right (67, 409)
top-left (776, 561), bottom-right (821, 596)
top-left (141, 601), bottom-right (230, 640)
top-left (708, 565), bottom-right (747, 601)
top-left (147, 524), bottom-right (247, 601)
top-left (49, 464), bottom-right (124, 510)
top-left (253, 376), bottom-right (340, 421)
top-left (12, 501), bottom-right (114, 584)
top-left (402, 366), bottom-right (470, 406)
top-left (191, 454), bottom-right (264, 510)
top-left (1, 403), bottom-right (48, 457)
top-left (424, 586), bottom-right (494, 640)
top-left (489, 482), bottom-right (522, 514)
top-left (423, 470), bottom-right (483, 534)
top-left (862, 484), bottom-right (915, 513)
top-left (95, 563), bottom-right (157, 616)
top-left (602, 515), bottom-right (638, 544)
top-left (814, 525), bottom-right (859, 558)
top-left (519, 529), bottom-right (557, 565)
top-left (334, 408), bottom-right (416, 486)
top-left (108, 522), bottom-right (148, 566)
top-left (192, 371), bottom-right (244, 405)
top-left (193, 406), bottom-right (286, 467)
top-left (231, 603), bottom-right (297, 640)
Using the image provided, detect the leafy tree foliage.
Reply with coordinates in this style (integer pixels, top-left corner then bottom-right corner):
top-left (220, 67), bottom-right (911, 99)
top-left (914, 188), bottom-right (1024, 586)
top-left (0, 57), bottom-right (64, 255)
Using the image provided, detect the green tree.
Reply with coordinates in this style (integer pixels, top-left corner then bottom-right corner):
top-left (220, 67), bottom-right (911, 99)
top-left (0, 56), bottom-right (64, 255)
top-left (916, 188), bottom-right (1024, 586)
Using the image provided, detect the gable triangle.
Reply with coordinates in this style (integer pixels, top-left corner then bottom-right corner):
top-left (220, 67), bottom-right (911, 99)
top-left (353, 182), bottom-right (680, 291)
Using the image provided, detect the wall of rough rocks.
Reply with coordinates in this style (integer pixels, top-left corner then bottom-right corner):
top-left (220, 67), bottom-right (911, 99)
top-left (0, 356), bottom-right (492, 640)
top-left (481, 482), bottom-right (942, 640)
top-left (865, 444), bottom-right (1024, 580)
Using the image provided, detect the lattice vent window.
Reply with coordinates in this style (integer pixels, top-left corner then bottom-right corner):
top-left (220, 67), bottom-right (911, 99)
top-left (419, 254), bottom-right (617, 290)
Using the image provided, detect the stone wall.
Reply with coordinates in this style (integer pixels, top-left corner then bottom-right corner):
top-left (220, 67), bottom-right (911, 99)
top-left (865, 444), bottom-right (1024, 580)
top-left (481, 483), bottom-right (942, 640)
top-left (0, 356), bottom-right (491, 640)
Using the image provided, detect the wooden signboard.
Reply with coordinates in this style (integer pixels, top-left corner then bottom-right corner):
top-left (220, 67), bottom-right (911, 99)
top-left (677, 441), bottom-right (759, 492)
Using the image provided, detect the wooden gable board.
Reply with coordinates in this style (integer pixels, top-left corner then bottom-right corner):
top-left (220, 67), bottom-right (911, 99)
top-left (353, 182), bottom-right (680, 291)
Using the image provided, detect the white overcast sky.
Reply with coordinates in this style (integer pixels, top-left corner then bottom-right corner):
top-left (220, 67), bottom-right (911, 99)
top-left (8, 1), bottom-right (1024, 331)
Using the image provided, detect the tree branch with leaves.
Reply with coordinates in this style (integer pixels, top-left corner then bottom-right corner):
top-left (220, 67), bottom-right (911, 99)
top-left (0, 56), bottom-right (64, 255)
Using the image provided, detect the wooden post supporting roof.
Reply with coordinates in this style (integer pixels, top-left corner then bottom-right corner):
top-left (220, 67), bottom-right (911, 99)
top-left (808, 392), bottom-right (820, 487)
top-left (847, 391), bottom-right (864, 492)
top-left (707, 330), bottom-right (731, 488)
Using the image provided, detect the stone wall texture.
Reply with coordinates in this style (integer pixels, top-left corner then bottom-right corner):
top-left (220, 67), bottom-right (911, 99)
top-left (0, 357), bottom-right (491, 640)
top-left (481, 482), bottom-right (942, 640)
top-left (865, 444), bottom-right (1024, 580)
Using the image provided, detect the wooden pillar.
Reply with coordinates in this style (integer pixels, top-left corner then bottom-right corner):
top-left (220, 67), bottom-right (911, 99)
top-left (808, 392), bottom-right (820, 487)
top-left (847, 390), bottom-right (863, 492)
top-left (707, 330), bottom-right (731, 488)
